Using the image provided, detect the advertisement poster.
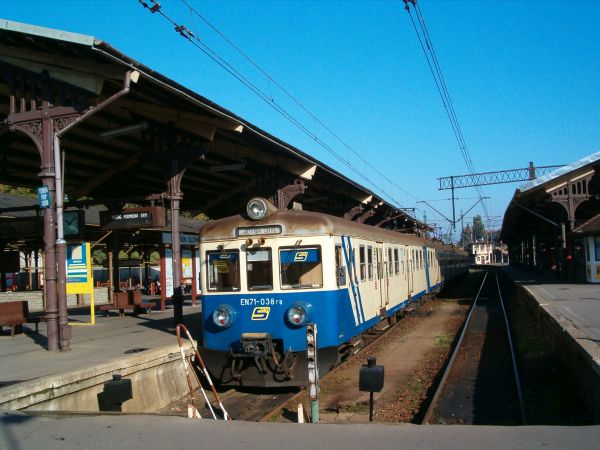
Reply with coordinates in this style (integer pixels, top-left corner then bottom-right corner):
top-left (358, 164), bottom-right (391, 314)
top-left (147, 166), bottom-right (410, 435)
top-left (65, 242), bottom-right (95, 324)
top-left (165, 248), bottom-right (174, 297)
top-left (66, 243), bottom-right (88, 284)
top-left (182, 249), bottom-right (193, 279)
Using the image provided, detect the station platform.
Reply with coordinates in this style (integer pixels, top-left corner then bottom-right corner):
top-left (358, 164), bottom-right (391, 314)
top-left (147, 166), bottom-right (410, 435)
top-left (500, 265), bottom-right (600, 419)
top-left (501, 266), bottom-right (600, 343)
top-left (0, 300), bottom-right (202, 411)
top-left (1, 411), bottom-right (600, 450)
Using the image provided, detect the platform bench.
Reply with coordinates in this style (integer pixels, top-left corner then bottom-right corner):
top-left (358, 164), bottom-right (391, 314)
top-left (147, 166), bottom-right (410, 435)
top-left (0, 300), bottom-right (46, 336)
top-left (97, 291), bottom-right (157, 317)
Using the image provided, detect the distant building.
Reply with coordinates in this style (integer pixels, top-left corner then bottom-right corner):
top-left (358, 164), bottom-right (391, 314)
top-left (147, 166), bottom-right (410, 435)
top-left (470, 240), bottom-right (509, 265)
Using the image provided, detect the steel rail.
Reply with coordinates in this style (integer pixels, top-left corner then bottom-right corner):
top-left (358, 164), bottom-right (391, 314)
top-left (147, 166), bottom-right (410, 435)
top-left (495, 273), bottom-right (528, 424)
top-left (258, 298), bottom-right (434, 422)
top-left (421, 271), bottom-right (489, 424)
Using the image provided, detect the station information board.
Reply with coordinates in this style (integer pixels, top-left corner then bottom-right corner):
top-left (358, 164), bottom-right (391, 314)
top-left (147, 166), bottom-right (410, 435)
top-left (66, 242), bottom-right (95, 325)
top-left (100, 206), bottom-right (166, 229)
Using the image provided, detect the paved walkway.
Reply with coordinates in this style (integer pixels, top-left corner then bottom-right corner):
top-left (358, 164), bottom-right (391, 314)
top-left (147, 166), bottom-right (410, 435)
top-left (1, 412), bottom-right (599, 450)
top-left (502, 266), bottom-right (600, 345)
top-left (0, 301), bottom-right (202, 387)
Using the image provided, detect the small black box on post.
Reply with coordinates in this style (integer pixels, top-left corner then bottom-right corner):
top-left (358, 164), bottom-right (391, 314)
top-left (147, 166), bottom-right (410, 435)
top-left (359, 357), bottom-right (384, 392)
top-left (98, 374), bottom-right (133, 411)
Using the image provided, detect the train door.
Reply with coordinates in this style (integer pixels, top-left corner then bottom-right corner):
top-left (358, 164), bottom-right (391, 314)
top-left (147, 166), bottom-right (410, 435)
top-left (376, 242), bottom-right (389, 309)
top-left (406, 245), bottom-right (413, 297)
top-left (423, 246), bottom-right (431, 293)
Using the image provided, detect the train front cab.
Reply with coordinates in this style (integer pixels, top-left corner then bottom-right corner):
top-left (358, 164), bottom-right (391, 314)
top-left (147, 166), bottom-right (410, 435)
top-left (200, 235), bottom-right (346, 387)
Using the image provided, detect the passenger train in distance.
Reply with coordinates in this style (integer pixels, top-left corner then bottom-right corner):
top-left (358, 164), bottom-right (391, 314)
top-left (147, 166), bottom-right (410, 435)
top-left (199, 197), bottom-right (469, 387)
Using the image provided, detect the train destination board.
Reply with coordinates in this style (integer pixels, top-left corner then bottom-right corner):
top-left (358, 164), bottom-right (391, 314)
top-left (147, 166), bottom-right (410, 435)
top-left (100, 206), bottom-right (166, 230)
top-left (235, 225), bottom-right (282, 236)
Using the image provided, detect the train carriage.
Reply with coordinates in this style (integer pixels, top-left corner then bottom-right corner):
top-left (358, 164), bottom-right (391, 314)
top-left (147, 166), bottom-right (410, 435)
top-left (199, 198), bottom-right (468, 387)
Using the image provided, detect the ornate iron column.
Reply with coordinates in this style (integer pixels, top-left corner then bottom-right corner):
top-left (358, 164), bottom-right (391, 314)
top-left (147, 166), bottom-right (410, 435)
top-left (167, 157), bottom-right (185, 325)
top-left (6, 74), bottom-right (80, 350)
top-left (6, 67), bottom-right (137, 351)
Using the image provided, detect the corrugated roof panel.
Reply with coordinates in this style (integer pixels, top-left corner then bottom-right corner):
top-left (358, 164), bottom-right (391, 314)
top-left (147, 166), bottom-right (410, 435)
top-left (0, 19), bottom-right (95, 46)
top-left (519, 150), bottom-right (600, 193)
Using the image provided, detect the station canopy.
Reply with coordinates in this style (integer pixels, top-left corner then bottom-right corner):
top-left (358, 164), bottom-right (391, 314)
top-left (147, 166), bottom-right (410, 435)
top-left (0, 19), bottom-right (427, 234)
top-left (501, 151), bottom-right (600, 244)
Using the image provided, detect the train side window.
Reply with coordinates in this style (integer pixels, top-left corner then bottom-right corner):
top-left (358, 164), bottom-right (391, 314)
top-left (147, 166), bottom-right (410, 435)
top-left (388, 248), bottom-right (393, 276)
top-left (280, 246), bottom-right (323, 289)
top-left (335, 245), bottom-right (347, 287)
top-left (207, 250), bottom-right (240, 291)
top-left (359, 245), bottom-right (366, 281)
top-left (367, 246), bottom-right (374, 280)
top-left (394, 248), bottom-right (399, 275)
top-left (246, 248), bottom-right (272, 291)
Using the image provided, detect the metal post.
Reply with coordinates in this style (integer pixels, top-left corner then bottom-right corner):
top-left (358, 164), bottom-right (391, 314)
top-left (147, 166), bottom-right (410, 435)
top-left (111, 233), bottom-right (120, 293)
top-left (169, 157), bottom-right (184, 325)
top-left (528, 161), bottom-right (535, 180)
top-left (53, 135), bottom-right (70, 351)
top-left (171, 192), bottom-right (183, 326)
top-left (450, 176), bottom-right (456, 237)
top-left (306, 323), bottom-right (319, 423)
top-left (460, 209), bottom-right (464, 247)
top-left (191, 246), bottom-right (198, 306)
top-left (41, 114), bottom-right (59, 351)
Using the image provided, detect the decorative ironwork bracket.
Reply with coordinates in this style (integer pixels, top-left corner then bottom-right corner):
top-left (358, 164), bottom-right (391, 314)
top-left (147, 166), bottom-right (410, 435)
top-left (273, 179), bottom-right (306, 210)
top-left (343, 204), bottom-right (363, 221)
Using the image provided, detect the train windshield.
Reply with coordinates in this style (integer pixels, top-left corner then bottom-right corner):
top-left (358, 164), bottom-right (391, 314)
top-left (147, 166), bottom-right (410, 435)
top-left (246, 248), bottom-right (273, 291)
top-left (279, 246), bottom-right (323, 289)
top-left (207, 250), bottom-right (240, 291)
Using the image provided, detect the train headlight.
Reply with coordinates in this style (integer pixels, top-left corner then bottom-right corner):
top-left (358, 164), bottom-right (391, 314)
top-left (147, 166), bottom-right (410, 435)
top-left (286, 303), bottom-right (311, 327)
top-left (246, 197), bottom-right (269, 220)
top-left (212, 304), bottom-right (235, 328)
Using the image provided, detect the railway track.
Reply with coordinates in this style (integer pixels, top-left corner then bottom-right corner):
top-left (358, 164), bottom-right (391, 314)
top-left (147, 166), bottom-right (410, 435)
top-left (193, 298), bottom-right (432, 421)
top-left (422, 269), bottom-right (526, 425)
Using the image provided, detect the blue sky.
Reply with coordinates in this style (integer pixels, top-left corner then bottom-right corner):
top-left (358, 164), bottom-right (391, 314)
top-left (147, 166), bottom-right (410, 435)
top-left (3, 1), bottom-right (600, 238)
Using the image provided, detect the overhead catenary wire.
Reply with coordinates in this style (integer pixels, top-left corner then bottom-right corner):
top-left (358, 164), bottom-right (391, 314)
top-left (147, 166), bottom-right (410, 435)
top-left (138, 0), bottom-right (422, 212)
top-left (179, 0), bottom-right (422, 204)
top-left (403, 0), bottom-right (490, 222)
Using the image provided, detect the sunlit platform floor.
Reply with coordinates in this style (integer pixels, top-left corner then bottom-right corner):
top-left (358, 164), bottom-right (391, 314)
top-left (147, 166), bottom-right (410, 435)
top-left (0, 302), bottom-right (202, 390)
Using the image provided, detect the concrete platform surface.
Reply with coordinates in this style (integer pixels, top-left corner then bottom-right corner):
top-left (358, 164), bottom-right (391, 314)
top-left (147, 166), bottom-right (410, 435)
top-left (0, 303), bottom-right (202, 389)
top-left (503, 266), bottom-right (600, 342)
top-left (501, 265), bottom-right (600, 420)
top-left (1, 412), bottom-right (600, 450)
top-left (502, 266), bottom-right (600, 363)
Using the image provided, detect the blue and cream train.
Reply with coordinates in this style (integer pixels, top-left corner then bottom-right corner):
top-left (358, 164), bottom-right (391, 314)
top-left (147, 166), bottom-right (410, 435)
top-left (199, 198), bottom-right (469, 387)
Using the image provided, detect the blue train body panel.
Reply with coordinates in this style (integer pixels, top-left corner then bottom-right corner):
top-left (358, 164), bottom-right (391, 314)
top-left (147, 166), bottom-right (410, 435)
top-left (203, 289), bottom-right (361, 352)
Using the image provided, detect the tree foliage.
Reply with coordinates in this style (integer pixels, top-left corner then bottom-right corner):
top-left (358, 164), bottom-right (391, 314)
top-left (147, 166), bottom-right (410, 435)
top-left (0, 184), bottom-right (36, 198)
top-left (473, 215), bottom-right (486, 241)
